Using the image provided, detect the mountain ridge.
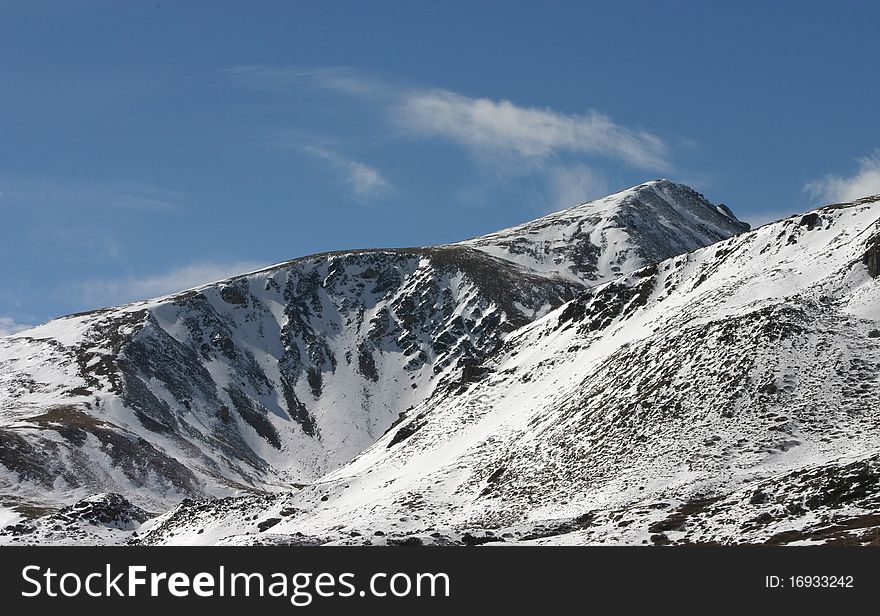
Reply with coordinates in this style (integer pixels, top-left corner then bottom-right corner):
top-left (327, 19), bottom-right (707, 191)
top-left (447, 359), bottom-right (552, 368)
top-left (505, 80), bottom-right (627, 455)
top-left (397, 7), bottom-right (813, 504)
top-left (0, 181), bottom-right (748, 527)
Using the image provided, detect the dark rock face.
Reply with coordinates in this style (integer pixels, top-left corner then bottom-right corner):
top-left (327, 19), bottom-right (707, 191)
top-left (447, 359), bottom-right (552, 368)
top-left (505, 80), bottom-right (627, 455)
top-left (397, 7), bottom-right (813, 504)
top-left (864, 234), bottom-right (880, 277)
top-left (387, 412), bottom-right (428, 449)
top-left (220, 283), bottom-right (249, 306)
top-left (558, 264), bottom-right (658, 335)
top-left (0, 493), bottom-right (149, 543)
top-left (226, 386), bottom-right (281, 450)
top-left (0, 406), bottom-right (201, 495)
top-left (799, 213), bottom-right (821, 230)
top-left (357, 345), bottom-right (379, 382)
top-left (257, 517), bottom-right (282, 532)
top-left (58, 493), bottom-right (150, 528)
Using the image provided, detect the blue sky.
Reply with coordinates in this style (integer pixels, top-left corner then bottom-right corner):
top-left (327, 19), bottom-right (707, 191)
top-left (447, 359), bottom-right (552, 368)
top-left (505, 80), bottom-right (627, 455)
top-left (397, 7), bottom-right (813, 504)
top-left (2, 0), bottom-right (880, 331)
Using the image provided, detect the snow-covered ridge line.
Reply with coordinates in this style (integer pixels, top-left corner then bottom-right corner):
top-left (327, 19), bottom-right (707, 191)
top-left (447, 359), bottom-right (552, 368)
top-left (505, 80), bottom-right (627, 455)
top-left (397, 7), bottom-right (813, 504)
top-left (8, 179), bottom-right (748, 337)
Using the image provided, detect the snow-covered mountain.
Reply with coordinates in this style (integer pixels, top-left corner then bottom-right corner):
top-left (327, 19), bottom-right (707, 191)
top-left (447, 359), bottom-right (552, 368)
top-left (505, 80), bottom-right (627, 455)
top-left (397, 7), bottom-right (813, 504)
top-left (118, 192), bottom-right (880, 547)
top-left (0, 179), bottom-right (745, 529)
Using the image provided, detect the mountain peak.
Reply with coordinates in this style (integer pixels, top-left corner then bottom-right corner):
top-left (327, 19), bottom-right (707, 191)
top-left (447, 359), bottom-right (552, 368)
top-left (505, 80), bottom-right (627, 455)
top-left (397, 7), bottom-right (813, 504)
top-left (603, 179), bottom-right (740, 222)
top-left (460, 180), bottom-right (749, 284)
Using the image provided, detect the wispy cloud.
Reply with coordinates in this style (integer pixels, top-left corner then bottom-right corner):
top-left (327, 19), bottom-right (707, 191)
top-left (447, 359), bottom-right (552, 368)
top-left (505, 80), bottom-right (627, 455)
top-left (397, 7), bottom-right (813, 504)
top-left (71, 261), bottom-right (267, 308)
top-left (224, 65), bottom-right (674, 177)
top-left (396, 90), bottom-right (669, 171)
top-left (0, 316), bottom-right (31, 337)
top-left (0, 176), bottom-right (186, 212)
top-left (303, 146), bottom-right (391, 199)
top-left (544, 164), bottom-right (610, 212)
top-left (806, 150), bottom-right (880, 204)
top-left (223, 65), bottom-right (390, 99)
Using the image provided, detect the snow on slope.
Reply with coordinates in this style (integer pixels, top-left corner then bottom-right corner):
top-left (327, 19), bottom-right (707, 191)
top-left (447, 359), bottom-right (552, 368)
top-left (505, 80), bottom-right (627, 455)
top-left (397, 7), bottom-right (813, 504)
top-left (128, 194), bottom-right (880, 546)
top-left (0, 181), bottom-right (745, 525)
top-left (0, 249), bottom-right (579, 515)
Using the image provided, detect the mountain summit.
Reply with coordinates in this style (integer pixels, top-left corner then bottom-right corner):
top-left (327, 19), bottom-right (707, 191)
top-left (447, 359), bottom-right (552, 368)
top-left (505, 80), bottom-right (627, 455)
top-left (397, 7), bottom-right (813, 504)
top-left (460, 179), bottom-right (749, 283)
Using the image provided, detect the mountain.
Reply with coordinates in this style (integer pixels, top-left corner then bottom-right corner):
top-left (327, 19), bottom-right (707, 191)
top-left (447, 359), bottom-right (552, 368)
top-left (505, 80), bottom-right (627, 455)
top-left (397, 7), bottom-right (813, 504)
top-left (0, 179), bottom-right (747, 528)
top-left (123, 193), bottom-right (880, 547)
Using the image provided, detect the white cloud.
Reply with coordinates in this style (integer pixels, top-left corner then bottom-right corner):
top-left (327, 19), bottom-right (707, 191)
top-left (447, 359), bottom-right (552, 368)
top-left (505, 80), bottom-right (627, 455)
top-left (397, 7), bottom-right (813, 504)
top-left (304, 146), bottom-right (391, 199)
top-left (224, 65), bottom-right (673, 174)
top-left (72, 261), bottom-right (268, 308)
top-left (544, 164), bottom-right (610, 212)
top-left (806, 151), bottom-right (880, 204)
top-left (226, 66), bottom-right (680, 211)
top-left (0, 316), bottom-right (31, 336)
top-left (396, 89), bottom-right (669, 171)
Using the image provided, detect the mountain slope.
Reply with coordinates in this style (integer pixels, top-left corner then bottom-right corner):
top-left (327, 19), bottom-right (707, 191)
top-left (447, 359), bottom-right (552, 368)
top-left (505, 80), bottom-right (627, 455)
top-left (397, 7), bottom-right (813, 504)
top-left (0, 248), bottom-right (579, 513)
top-left (0, 180), bottom-right (745, 520)
top-left (128, 194), bottom-right (880, 546)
